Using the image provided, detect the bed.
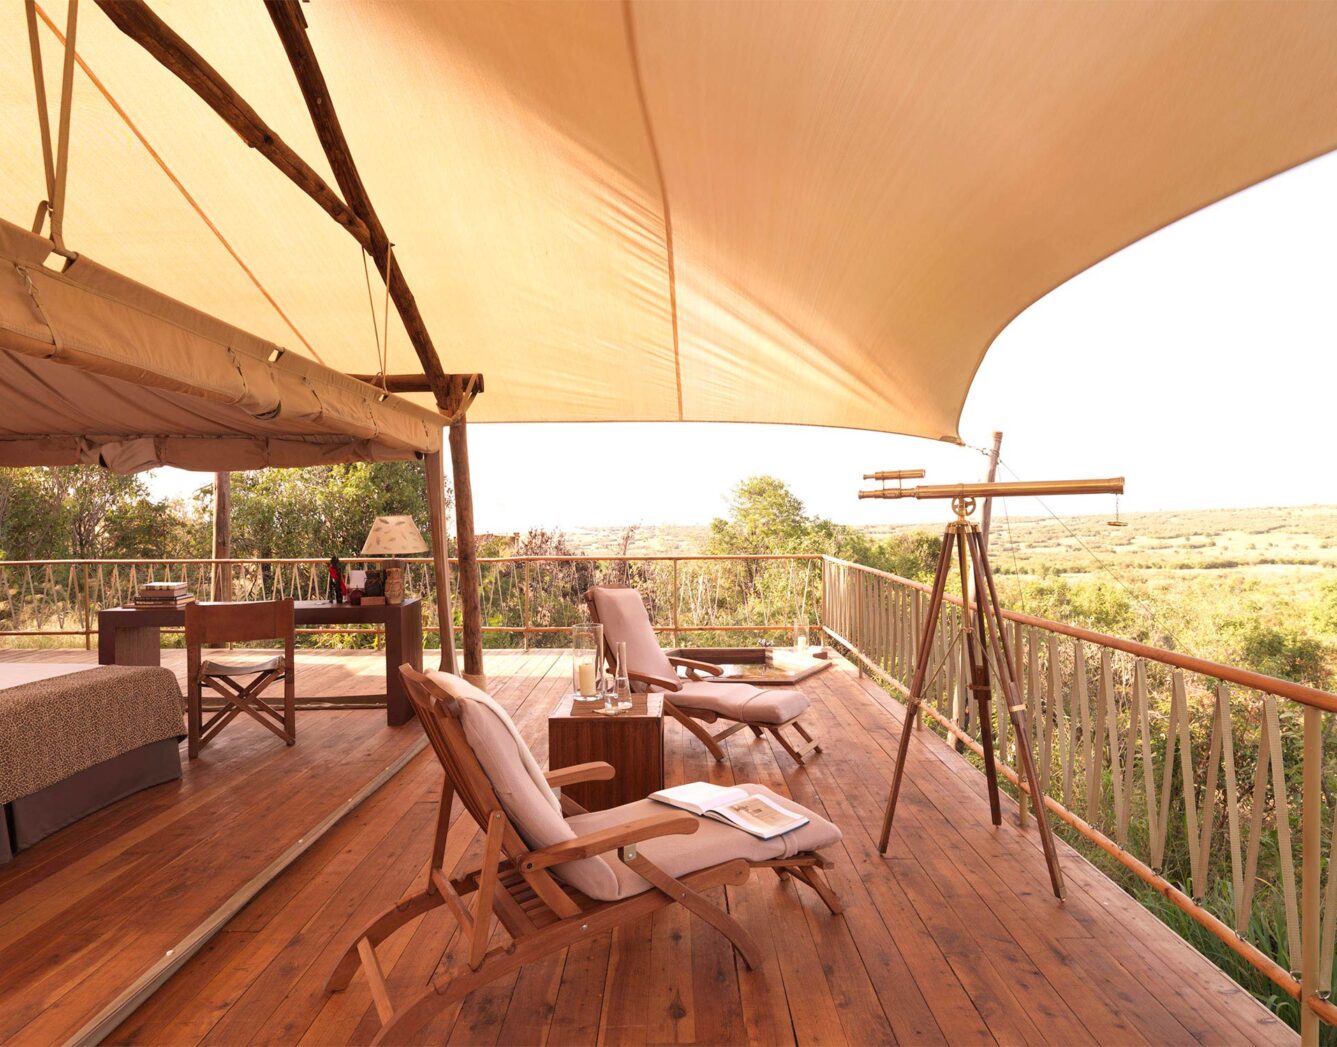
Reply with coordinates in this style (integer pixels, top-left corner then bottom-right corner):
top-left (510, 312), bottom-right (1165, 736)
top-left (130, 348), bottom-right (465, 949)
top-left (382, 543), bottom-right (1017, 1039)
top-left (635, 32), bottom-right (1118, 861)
top-left (0, 664), bottom-right (185, 862)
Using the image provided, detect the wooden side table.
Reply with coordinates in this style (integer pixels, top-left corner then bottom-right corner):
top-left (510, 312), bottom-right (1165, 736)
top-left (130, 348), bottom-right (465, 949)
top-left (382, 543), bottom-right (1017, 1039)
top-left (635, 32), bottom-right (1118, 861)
top-left (548, 693), bottom-right (664, 812)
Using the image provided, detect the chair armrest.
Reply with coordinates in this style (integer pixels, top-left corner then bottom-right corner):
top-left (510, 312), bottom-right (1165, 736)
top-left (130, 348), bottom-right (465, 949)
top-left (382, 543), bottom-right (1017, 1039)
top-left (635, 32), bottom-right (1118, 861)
top-left (520, 811), bottom-right (699, 871)
top-left (629, 668), bottom-right (681, 692)
top-left (545, 762), bottom-right (616, 788)
top-left (668, 655), bottom-right (724, 679)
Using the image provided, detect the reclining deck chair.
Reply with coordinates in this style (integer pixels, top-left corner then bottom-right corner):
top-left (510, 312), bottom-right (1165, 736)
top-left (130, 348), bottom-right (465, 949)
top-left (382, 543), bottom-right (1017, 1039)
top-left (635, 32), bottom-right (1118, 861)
top-left (329, 665), bottom-right (841, 1044)
top-left (587, 586), bottom-right (822, 764)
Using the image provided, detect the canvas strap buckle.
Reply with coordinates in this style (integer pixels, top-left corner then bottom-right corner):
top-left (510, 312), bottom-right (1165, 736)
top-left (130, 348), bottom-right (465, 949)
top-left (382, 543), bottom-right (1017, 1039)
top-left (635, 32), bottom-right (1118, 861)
top-left (13, 264), bottom-right (63, 358)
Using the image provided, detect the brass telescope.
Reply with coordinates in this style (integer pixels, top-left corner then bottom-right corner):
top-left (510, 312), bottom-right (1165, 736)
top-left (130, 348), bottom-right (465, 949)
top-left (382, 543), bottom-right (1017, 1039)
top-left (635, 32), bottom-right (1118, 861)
top-left (862, 469), bottom-right (926, 482)
top-left (858, 477), bottom-right (1124, 500)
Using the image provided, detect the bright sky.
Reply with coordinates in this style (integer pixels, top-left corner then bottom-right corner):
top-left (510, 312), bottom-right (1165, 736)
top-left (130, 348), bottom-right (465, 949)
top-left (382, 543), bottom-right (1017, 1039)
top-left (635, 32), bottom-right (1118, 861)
top-left (147, 151), bottom-right (1337, 533)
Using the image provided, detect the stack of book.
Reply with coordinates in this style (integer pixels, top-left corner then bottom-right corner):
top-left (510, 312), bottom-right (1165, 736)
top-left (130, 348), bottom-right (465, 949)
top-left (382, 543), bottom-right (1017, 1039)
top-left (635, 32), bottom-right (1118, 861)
top-left (133, 581), bottom-right (195, 609)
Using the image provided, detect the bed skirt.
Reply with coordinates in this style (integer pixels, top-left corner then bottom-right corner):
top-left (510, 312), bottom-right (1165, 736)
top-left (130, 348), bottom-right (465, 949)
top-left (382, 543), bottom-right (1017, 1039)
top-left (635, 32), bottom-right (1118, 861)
top-left (2, 738), bottom-right (181, 862)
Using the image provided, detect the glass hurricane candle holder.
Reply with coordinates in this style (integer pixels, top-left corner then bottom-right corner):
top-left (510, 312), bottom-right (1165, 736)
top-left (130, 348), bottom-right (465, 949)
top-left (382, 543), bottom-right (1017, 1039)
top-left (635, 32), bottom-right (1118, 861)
top-left (572, 623), bottom-right (605, 702)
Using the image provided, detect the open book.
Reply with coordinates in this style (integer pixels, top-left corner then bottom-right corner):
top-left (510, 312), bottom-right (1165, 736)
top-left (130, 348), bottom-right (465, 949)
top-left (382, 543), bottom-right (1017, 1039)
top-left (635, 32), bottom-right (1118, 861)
top-left (649, 782), bottom-right (808, 840)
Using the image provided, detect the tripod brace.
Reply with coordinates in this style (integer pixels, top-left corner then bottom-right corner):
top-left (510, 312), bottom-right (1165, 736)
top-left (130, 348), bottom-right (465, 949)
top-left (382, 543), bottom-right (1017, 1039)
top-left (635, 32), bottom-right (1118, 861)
top-left (862, 476), bottom-right (1123, 901)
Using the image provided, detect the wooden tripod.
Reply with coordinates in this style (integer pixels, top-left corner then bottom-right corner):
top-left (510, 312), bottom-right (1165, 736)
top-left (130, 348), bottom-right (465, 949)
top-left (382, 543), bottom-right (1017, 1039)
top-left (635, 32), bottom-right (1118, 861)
top-left (876, 499), bottom-right (1066, 900)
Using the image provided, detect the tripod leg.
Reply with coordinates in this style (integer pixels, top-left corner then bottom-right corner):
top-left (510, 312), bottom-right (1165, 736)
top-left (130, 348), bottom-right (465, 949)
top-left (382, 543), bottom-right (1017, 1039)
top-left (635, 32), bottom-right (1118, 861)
top-left (879, 531), bottom-right (955, 855)
top-left (878, 694), bottom-right (921, 854)
top-left (963, 534), bottom-right (1002, 826)
top-left (975, 687), bottom-right (1002, 826)
top-left (968, 528), bottom-right (1066, 900)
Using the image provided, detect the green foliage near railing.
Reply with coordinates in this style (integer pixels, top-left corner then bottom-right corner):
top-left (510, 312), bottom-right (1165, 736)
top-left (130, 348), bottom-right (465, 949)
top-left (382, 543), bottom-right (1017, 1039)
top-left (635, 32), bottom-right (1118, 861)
top-left (824, 558), bottom-right (1337, 1039)
top-left (0, 554), bottom-right (824, 653)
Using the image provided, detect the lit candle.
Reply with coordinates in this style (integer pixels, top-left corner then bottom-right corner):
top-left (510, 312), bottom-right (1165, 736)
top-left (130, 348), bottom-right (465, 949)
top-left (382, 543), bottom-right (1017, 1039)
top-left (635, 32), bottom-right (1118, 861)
top-left (577, 661), bottom-right (596, 697)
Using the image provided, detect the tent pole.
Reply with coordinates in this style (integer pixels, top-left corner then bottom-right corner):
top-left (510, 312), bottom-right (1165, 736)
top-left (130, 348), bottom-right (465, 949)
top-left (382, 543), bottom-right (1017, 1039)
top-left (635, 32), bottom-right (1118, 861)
top-left (424, 448), bottom-right (458, 675)
top-left (448, 418), bottom-right (485, 686)
top-left (211, 471), bottom-right (231, 602)
top-left (979, 431), bottom-right (1003, 553)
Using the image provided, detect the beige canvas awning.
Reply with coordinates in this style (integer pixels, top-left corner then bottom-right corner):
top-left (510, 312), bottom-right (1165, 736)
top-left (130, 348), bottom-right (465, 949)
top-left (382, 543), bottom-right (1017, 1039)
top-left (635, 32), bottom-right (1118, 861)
top-left (3, 2), bottom-right (1336, 442)
top-left (0, 218), bottom-right (442, 471)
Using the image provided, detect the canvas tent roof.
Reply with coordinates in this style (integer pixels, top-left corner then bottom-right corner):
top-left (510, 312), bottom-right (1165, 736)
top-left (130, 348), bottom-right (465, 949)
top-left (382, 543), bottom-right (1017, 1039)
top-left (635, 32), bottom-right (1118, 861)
top-left (0, 218), bottom-right (443, 471)
top-left (2, 2), bottom-right (1336, 444)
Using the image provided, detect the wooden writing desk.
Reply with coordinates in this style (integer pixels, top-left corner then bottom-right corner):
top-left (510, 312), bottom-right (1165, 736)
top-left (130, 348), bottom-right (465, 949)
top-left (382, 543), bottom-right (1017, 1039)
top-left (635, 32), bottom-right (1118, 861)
top-left (97, 598), bottom-right (423, 725)
top-left (548, 692), bottom-right (664, 812)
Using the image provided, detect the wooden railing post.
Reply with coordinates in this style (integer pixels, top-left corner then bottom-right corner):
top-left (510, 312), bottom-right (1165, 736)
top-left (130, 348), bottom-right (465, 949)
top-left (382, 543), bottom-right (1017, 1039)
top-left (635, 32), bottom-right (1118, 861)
top-left (1302, 705), bottom-right (1321, 1046)
top-left (81, 561), bottom-right (91, 650)
top-left (521, 560), bottom-right (531, 651)
top-left (671, 559), bottom-right (681, 640)
top-left (819, 556), bottom-right (828, 639)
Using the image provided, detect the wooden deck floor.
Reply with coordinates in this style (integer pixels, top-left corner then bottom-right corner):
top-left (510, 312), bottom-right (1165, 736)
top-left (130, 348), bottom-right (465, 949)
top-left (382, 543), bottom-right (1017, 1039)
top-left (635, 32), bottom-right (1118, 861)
top-left (0, 650), bottom-right (424, 1045)
top-left (0, 647), bottom-right (1293, 1044)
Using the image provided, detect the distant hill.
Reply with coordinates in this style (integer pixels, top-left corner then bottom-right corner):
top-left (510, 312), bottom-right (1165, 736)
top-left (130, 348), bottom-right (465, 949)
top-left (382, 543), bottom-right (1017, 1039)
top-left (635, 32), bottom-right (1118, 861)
top-left (562, 505), bottom-right (1337, 573)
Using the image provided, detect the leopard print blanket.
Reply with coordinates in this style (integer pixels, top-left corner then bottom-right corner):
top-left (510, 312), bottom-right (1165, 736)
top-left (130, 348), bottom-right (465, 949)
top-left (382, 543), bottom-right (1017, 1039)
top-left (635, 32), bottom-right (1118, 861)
top-left (0, 666), bottom-right (184, 804)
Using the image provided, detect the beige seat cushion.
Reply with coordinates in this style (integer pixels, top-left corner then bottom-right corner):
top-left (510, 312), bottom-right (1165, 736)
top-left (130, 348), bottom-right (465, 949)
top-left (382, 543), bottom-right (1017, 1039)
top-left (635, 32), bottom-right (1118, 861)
top-left (423, 672), bottom-right (836, 905)
top-left (667, 680), bottom-right (809, 725)
top-left (565, 784), bottom-right (842, 901)
top-left (200, 654), bottom-right (284, 676)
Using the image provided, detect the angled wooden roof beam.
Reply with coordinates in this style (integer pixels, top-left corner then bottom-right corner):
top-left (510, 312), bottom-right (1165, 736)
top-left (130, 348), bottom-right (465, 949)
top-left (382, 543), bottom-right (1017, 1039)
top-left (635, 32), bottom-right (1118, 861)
top-left (93, 0), bottom-right (370, 249)
top-left (264, 0), bottom-right (455, 414)
top-left (94, 0), bottom-right (458, 414)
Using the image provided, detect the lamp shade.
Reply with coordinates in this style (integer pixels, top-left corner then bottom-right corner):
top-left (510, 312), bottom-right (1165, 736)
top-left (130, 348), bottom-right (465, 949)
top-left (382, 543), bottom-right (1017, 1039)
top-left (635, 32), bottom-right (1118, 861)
top-left (360, 515), bottom-right (429, 556)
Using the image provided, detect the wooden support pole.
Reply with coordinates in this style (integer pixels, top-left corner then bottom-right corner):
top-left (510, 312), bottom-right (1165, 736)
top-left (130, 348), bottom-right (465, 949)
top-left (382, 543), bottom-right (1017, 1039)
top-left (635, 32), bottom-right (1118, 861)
top-left (349, 373), bottom-right (481, 396)
top-left (424, 449), bottom-right (457, 675)
top-left (264, 0), bottom-right (453, 407)
top-left (449, 419), bottom-right (484, 685)
top-left (979, 430), bottom-right (1003, 553)
top-left (97, 2), bottom-right (464, 418)
top-left (93, 0), bottom-right (370, 246)
top-left (211, 471), bottom-right (231, 602)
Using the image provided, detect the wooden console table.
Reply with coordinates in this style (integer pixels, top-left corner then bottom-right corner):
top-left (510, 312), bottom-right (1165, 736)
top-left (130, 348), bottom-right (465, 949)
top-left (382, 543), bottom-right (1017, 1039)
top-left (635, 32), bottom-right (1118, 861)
top-left (97, 598), bottom-right (423, 726)
top-left (548, 692), bottom-right (664, 812)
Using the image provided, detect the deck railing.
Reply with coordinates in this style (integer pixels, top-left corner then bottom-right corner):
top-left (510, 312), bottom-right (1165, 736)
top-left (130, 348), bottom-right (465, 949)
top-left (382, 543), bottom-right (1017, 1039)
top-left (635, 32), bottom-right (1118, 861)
top-left (7, 550), bottom-right (1334, 1036)
top-left (822, 555), bottom-right (1337, 1042)
top-left (0, 554), bottom-right (822, 648)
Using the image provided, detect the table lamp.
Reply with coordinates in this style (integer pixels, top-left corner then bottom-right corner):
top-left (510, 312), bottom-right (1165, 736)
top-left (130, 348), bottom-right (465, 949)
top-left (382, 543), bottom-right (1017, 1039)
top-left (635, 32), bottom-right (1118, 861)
top-left (361, 515), bottom-right (428, 605)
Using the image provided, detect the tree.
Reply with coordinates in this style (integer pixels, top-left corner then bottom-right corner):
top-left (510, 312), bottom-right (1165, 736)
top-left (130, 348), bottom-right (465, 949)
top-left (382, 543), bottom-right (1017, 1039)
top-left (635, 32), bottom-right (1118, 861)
top-left (1226, 620), bottom-right (1331, 690)
top-left (707, 475), bottom-right (942, 581)
top-left (0, 466), bottom-right (201, 560)
top-left (226, 462), bottom-right (441, 559)
top-left (1313, 578), bottom-right (1337, 638)
top-left (707, 476), bottom-right (816, 556)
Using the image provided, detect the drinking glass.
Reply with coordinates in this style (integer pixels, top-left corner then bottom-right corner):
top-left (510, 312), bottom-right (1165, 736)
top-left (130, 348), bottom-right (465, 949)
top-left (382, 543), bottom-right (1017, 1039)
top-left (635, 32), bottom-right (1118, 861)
top-left (613, 640), bottom-right (633, 710)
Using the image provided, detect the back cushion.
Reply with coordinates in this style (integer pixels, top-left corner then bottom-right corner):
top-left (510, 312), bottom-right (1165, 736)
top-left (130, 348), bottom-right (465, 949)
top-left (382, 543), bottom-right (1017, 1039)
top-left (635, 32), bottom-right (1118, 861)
top-left (589, 587), bottom-right (676, 683)
top-left (431, 671), bottom-right (620, 901)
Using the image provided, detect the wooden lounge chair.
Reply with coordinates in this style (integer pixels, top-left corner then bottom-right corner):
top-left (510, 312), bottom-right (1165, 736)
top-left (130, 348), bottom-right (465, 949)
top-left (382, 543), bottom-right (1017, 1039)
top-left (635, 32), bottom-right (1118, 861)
top-left (328, 665), bottom-right (842, 1044)
top-left (586, 586), bottom-right (822, 764)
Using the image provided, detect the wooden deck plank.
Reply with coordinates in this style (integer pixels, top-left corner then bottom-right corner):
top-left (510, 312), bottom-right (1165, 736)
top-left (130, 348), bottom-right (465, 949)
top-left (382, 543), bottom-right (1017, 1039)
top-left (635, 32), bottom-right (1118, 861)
top-left (0, 646), bottom-right (1293, 1046)
top-left (0, 657), bottom-right (422, 1047)
top-left (835, 668), bottom-right (1290, 1046)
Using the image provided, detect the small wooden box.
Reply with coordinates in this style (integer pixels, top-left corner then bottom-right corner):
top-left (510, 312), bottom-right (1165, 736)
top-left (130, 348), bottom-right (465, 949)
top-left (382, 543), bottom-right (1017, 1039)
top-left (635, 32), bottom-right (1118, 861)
top-left (548, 692), bottom-right (664, 812)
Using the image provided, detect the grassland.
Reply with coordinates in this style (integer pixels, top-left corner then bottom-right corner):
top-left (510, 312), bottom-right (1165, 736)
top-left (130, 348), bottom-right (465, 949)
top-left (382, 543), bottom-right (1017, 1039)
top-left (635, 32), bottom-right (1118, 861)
top-left (566, 505), bottom-right (1337, 660)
